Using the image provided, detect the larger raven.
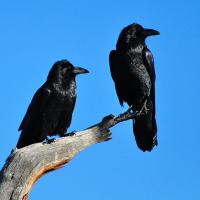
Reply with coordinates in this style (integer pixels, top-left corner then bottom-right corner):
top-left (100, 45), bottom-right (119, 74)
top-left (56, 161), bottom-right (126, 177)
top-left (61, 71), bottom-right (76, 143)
top-left (109, 23), bottom-right (159, 151)
top-left (17, 60), bottom-right (89, 148)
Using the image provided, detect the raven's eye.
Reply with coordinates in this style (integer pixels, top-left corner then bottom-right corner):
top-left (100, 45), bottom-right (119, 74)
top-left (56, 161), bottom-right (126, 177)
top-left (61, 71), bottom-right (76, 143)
top-left (128, 29), bottom-right (136, 35)
top-left (136, 28), bottom-right (141, 33)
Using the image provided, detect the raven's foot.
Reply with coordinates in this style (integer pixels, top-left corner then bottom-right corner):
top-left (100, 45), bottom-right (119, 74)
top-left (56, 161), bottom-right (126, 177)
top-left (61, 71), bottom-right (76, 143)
top-left (119, 106), bottom-right (133, 118)
top-left (64, 131), bottom-right (76, 137)
top-left (125, 105), bottom-right (133, 114)
top-left (43, 137), bottom-right (55, 144)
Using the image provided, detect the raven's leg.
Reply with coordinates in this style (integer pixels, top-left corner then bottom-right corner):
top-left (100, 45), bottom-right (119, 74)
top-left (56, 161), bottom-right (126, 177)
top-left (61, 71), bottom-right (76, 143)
top-left (57, 129), bottom-right (67, 137)
top-left (43, 136), bottom-right (55, 144)
top-left (125, 105), bottom-right (133, 114)
top-left (121, 105), bottom-right (133, 115)
top-left (136, 99), bottom-right (149, 117)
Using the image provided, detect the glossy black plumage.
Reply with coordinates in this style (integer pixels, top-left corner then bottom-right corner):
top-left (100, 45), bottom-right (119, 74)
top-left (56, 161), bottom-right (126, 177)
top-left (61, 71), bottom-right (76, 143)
top-left (17, 60), bottom-right (89, 148)
top-left (109, 23), bottom-right (159, 151)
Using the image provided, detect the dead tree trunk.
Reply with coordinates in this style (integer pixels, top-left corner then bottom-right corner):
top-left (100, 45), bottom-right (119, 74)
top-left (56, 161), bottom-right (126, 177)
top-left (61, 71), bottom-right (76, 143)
top-left (0, 111), bottom-right (135, 200)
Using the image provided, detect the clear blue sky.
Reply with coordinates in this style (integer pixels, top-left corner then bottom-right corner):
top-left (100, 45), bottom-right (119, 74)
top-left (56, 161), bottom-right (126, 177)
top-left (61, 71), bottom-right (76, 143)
top-left (0, 0), bottom-right (199, 199)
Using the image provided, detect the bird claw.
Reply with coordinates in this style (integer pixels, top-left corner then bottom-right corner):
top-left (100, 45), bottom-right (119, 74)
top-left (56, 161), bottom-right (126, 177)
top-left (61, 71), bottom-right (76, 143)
top-left (119, 106), bottom-right (133, 118)
top-left (126, 105), bottom-right (133, 114)
top-left (43, 137), bottom-right (55, 145)
top-left (64, 131), bottom-right (76, 137)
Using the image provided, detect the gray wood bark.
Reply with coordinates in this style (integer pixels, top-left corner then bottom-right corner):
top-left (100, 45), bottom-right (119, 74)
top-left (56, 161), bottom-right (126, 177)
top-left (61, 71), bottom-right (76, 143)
top-left (0, 111), bottom-right (135, 200)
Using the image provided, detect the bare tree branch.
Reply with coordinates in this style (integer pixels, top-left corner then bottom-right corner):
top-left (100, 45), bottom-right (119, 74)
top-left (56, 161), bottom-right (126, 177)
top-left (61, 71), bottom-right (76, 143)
top-left (0, 111), bottom-right (136, 200)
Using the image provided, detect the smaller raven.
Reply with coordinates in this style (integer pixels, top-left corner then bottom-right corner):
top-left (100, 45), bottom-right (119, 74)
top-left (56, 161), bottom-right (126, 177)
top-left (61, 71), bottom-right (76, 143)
top-left (17, 60), bottom-right (89, 148)
top-left (109, 23), bottom-right (159, 151)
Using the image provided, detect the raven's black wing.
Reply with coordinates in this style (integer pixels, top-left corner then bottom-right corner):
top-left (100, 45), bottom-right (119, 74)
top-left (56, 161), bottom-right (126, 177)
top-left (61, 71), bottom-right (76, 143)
top-left (18, 85), bottom-right (51, 131)
top-left (17, 84), bottom-right (52, 148)
top-left (109, 50), bottom-right (124, 106)
top-left (142, 47), bottom-right (157, 143)
top-left (142, 47), bottom-right (156, 109)
top-left (142, 47), bottom-right (156, 83)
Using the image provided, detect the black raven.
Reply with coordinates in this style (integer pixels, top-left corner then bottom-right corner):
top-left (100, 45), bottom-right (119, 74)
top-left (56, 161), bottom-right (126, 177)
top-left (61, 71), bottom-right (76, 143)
top-left (17, 60), bottom-right (89, 148)
top-left (109, 23), bottom-right (159, 151)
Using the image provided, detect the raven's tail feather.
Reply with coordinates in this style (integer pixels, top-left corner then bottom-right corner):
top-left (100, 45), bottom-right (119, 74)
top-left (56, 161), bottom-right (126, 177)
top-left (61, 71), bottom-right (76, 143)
top-left (133, 100), bottom-right (157, 152)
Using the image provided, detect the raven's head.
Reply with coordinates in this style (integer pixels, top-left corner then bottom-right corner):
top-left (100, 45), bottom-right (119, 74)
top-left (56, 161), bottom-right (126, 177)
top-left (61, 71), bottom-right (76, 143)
top-left (116, 23), bottom-right (160, 49)
top-left (47, 59), bottom-right (89, 82)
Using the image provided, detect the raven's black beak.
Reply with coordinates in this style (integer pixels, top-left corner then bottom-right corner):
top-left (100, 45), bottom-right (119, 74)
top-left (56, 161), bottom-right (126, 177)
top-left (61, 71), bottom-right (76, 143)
top-left (142, 28), bottom-right (160, 37)
top-left (73, 67), bottom-right (89, 74)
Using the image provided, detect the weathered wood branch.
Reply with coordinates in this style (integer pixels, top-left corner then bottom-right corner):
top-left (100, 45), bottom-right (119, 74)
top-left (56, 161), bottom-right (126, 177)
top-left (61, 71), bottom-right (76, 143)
top-left (0, 111), bottom-right (136, 200)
